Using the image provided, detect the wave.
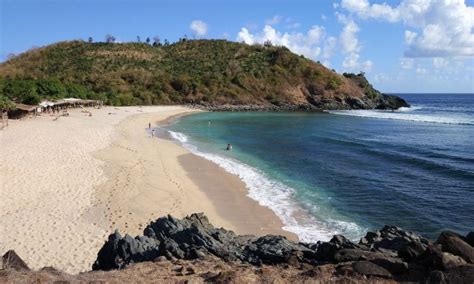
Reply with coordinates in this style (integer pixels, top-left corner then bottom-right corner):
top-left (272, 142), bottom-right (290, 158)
top-left (329, 109), bottom-right (474, 125)
top-left (168, 131), bottom-right (188, 143)
top-left (167, 130), bottom-right (364, 242)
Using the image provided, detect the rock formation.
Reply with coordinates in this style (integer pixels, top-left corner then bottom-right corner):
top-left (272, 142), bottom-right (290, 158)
top-left (2, 213), bottom-right (472, 283)
top-left (92, 213), bottom-right (474, 283)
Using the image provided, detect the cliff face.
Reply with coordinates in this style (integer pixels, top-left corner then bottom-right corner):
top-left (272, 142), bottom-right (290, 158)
top-left (2, 213), bottom-right (473, 283)
top-left (0, 40), bottom-right (408, 110)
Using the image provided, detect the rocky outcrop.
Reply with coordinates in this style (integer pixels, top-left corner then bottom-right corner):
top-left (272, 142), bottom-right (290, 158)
top-left (2, 250), bottom-right (30, 271)
top-left (91, 213), bottom-right (474, 283)
top-left (194, 93), bottom-right (409, 112)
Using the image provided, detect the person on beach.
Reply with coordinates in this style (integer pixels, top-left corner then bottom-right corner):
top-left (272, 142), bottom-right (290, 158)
top-left (152, 129), bottom-right (155, 137)
top-left (149, 122), bottom-right (151, 129)
top-left (226, 144), bottom-right (232, 151)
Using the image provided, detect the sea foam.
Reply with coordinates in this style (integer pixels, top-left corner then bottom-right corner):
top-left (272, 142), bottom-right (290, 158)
top-left (329, 108), bottom-right (473, 125)
top-left (167, 130), bottom-right (363, 242)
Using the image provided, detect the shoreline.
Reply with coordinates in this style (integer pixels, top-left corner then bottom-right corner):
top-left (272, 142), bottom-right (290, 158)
top-left (90, 108), bottom-right (298, 239)
top-left (0, 105), bottom-right (295, 274)
top-left (156, 112), bottom-right (298, 239)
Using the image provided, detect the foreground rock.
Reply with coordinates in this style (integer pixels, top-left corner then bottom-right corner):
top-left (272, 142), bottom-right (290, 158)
top-left (2, 250), bottom-right (30, 271)
top-left (92, 213), bottom-right (473, 283)
top-left (2, 214), bottom-right (472, 283)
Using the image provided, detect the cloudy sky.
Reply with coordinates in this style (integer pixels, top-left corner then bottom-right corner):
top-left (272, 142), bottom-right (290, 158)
top-left (1, 0), bottom-right (473, 93)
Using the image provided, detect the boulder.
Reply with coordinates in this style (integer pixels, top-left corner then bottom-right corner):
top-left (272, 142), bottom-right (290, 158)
top-left (333, 248), bottom-right (385, 262)
top-left (417, 244), bottom-right (467, 271)
top-left (398, 240), bottom-right (427, 262)
top-left (243, 235), bottom-right (308, 265)
top-left (352, 261), bottom-right (392, 278)
top-left (370, 257), bottom-right (408, 274)
top-left (436, 231), bottom-right (474, 263)
top-left (361, 226), bottom-right (429, 253)
top-left (2, 250), bottom-right (29, 271)
top-left (465, 232), bottom-right (474, 247)
top-left (92, 231), bottom-right (160, 270)
top-left (314, 235), bottom-right (360, 262)
top-left (444, 265), bottom-right (474, 284)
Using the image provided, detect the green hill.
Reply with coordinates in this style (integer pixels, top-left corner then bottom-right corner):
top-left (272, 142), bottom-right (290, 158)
top-left (0, 39), bottom-right (408, 110)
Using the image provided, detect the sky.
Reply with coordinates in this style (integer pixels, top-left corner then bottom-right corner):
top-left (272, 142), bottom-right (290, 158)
top-left (1, 0), bottom-right (473, 93)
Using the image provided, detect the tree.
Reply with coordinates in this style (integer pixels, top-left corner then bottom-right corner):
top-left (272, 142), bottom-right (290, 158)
top-left (0, 95), bottom-right (15, 110)
top-left (36, 78), bottom-right (66, 98)
top-left (88, 37), bottom-right (93, 43)
top-left (264, 40), bottom-right (272, 47)
top-left (6, 53), bottom-right (16, 60)
top-left (145, 37), bottom-right (150, 44)
top-left (164, 39), bottom-right (169, 46)
top-left (105, 34), bottom-right (116, 43)
top-left (153, 36), bottom-right (161, 46)
top-left (137, 36), bottom-right (141, 42)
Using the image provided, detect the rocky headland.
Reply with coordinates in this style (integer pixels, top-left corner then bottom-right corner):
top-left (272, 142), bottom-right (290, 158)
top-left (2, 213), bottom-right (473, 283)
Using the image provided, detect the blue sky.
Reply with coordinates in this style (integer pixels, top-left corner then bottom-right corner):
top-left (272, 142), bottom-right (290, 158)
top-left (1, 0), bottom-right (473, 93)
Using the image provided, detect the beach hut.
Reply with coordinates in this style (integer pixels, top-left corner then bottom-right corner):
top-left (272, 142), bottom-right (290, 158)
top-left (7, 104), bottom-right (38, 119)
top-left (39, 101), bottom-right (55, 114)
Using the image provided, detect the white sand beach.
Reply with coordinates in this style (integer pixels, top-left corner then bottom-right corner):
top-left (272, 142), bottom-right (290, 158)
top-left (0, 106), bottom-right (294, 274)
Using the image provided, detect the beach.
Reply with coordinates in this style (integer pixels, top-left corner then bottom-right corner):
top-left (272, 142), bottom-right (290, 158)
top-left (0, 106), bottom-right (294, 274)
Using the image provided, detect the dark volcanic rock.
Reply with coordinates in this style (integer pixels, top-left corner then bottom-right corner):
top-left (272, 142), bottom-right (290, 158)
top-left (2, 250), bottom-right (30, 271)
top-left (314, 235), bottom-right (361, 262)
top-left (352, 261), bottom-right (392, 278)
top-left (243, 235), bottom-right (310, 265)
top-left (359, 225), bottom-right (430, 258)
top-left (144, 213), bottom-right (250, 262)
top-left (444, 265), bottom-right (474, 284)
top-left (370, 257), bottom-right (408, 275)
top-left (417, 245), bottom-right (467, 271)
top-left (93, 230), bottom-right (160, 270)
top-left (436, 231), bottom-right (474, 263)
top-left (466, 232), bottom-right (474, 247)
top-left (376, 94), bottom-right (410, 110)
top-left (91, 213), bottom-right (472, 283)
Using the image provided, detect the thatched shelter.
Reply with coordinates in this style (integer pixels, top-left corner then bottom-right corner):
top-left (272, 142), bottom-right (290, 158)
top-left (7, 104), bottom-right (38, 119)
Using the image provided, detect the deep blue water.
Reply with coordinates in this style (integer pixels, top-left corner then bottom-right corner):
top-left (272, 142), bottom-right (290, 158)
top-left (165, 94), bottom-right (474, 241)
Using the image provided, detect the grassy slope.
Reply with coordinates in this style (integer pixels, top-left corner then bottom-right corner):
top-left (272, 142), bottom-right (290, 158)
top-left (0, 39), bottom-right (380, 108)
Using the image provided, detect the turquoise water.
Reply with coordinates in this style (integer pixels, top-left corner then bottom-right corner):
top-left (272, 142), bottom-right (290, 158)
top-left (164, 94), bottom-right (474, 241)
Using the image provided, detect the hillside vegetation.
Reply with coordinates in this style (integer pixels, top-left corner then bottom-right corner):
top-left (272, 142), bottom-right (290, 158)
top-left (0, 39), bottom-right (407, 109)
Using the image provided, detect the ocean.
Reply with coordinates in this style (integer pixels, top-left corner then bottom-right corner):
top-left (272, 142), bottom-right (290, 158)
top-left (163, 94), bottom-right (474, 242)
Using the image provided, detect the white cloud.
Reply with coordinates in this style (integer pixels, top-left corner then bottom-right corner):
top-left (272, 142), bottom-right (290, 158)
top-left (416, 67), bottom-right (428, 74)
top-left (285, 22), bottom-right (301, 29)
top-left (433, 57), bottom-right (448, 68)
top-left (322, 36), bottom-right (337, 60)
top-left (340, 0), bottom-right (474, 57)
top-left (265, 15), bottom-right (283, 25)
top-left (321, 14), bottom-right (328, 21)
top-left (236, 24), bottom-right (326, 59)
top-left (400, 57), bottom-right (414, 69)
top-left (190, 20), bottom-right (208, 36)
top-left (339, 17), bottom-right (360, 54)
top-left (338, 16), bottom-right (373, 72)
top-left (404, 30), bottom-right (417, 44)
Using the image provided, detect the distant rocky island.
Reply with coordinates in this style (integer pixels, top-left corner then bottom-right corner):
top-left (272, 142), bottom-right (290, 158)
top-left (0, 39), bottom-right (408, 111)
top-left (2, 213), bottom-right (473, 283)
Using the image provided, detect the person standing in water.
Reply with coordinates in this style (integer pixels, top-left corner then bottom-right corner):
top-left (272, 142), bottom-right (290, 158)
top-left (148, 122), bottom-right (151, 129)
top-left (152, 129), bottom-right (155, 137)
top-left (226, 144), bottom-right (232, 151)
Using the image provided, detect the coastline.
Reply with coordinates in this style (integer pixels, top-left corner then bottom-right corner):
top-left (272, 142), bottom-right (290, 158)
top-left (89, 107), bottom-right (298, 238)
top-left (0, 105), bottom-right (295, 274)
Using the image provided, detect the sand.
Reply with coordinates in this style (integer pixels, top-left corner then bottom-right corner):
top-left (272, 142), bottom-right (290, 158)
top-left (0, 106), bottom-right (295, 274)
